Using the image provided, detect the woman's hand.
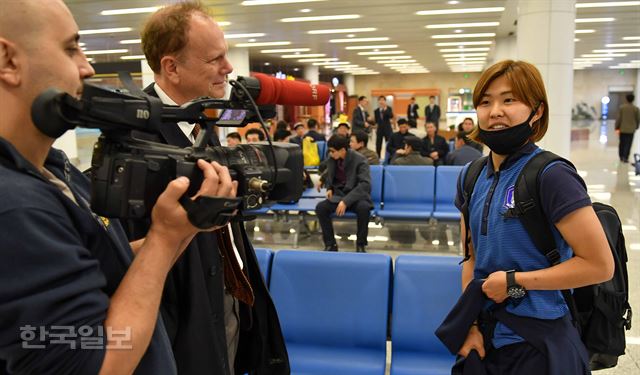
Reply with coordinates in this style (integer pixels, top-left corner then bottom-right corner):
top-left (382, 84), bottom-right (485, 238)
top-left (458, 325), bottom-right (485, 359)
top-left (482, 270), bottom-right (508, 303)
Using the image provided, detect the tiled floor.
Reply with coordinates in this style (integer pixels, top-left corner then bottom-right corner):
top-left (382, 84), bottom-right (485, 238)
top-left (75, 120), bottom-right (639, 373)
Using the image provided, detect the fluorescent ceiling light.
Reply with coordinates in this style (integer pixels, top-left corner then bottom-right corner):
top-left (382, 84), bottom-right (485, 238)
top-left (100, 7), bottom-right (161, 15)
top-left (576, 1), bottom-right (640, 8)
top-left (330, 37), bottom-right (389, 43)
top-left (312, 61), bottom-right (351, 66)
top-left (385, 63), bottom-right (421, 67)
top-left (334, 67), bottom-right (369, 70)
top-left (575, 18), bottom-right (615, 23)
top-left (218, 22), bottom-right (232, 27)
top-left (345, 44), bottom-right (398, 50)
top-left (432, 33), bottom-right (496, 39)
top-left (447, 61), bottom-right (485, 65)
top-left (399, 71), bottom-right (430, 74)
top-left (351, 72), bottom-right (380, 75)
top-left (119, 39), bottom-right (141, 44)
top-left (225, 33), bottom-right (266, 39)
top-left (243, 0), bottom-right (326, 5)
top-left (593, 48), bottom-right (640, 53)
top-left (83, 49), bottom-right (129, 55)
top-left (439, 47), bottom-right (490, 52)
top-left (298, 57), bottom-right (338, 62)
top-left (435, 41), bottom-right (493, 46)
top-left (368, 55), bottom-right (412, 60)
top-left (442, 53), bottom-right (488, 57)
top-left (326, 64), bottom-right (360, 68)
top-left (281, 53), bottom-right (326, 58)
top-left (575, 29), bottom-right (596, 34)
top-left (446, 57), bottom-right (487, 62)
top-left (281, 14), bottom-right (360, 22)
top-left (622, 36), bottom-right (640, 40)
top-left (606, 43), bottom-right (640, 47)
top-left (416, 7), bottom-right (504, 15)
top-left (426, 22), bottom-right (499, 29)
top-left (79, 27), bottom-right (132, 35)
top-left (308, 27), bottom-right (376, 34)
top-left (582, 53), bottom-right (627, 57)
top-left (376, 59), bottom-right (416, 63)
top-left (261, 48), bottom-right (310, 53)
top-left (235, 41), bottom-right (291, 47)
top-left (358, 50), bottom-right (405, 55)
top-left (574, 57), bottom-right (613, 61)
top-left (575, 38), bottom-right (581, 42)
top-left (78, 42), bottom-right (86, 47)
top-left (120, 55), bottom-right (146, 60)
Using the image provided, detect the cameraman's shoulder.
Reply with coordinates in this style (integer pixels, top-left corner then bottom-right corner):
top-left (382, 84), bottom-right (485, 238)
top-left (0, 165), bottom-right (68, 215)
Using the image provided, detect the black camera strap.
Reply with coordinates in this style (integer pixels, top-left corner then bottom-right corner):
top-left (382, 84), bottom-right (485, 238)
top-left (179, 195), bottom-right (242, 229)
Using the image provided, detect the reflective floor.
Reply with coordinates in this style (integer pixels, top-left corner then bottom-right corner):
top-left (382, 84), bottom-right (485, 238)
top-left (75, 120), bottom-right (640, 373)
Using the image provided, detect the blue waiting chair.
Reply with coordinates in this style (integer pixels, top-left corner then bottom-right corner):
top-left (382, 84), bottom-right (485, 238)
top-left (270, 250), bottom-right (392, 375)
top-left (378, 166), bottom-right (435, 220)
top-left (253, 248), bottom-right (274, 285)
top-left (316, 141), bottom-right (327, 161)
top-left (390, 255), bottom-right (461, 375)
top-left (370, 164), bottom-right (383, 214)
top-left (432, 166), bottom-right (464, 221)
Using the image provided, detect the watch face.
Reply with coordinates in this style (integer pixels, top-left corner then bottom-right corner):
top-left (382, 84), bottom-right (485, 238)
top-left (508, 286), bottom-right (526, 299)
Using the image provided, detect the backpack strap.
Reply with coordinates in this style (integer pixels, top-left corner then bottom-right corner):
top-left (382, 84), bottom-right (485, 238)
top-left (459, 155), bottom-right (489, 263)
top-left (509, 150), bottom-right (580, 325)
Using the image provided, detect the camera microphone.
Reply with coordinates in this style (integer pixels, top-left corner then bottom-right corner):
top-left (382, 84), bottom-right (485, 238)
top-left (237, 73), bottom-right (331, 106)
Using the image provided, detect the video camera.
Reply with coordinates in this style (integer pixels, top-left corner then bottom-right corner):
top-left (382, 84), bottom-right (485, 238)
top-left (31, 76), bottom-right (306, 228)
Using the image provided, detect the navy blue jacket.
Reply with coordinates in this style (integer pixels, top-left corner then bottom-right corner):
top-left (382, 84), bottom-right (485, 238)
top-left (0, 138), bottom-right (175, 374)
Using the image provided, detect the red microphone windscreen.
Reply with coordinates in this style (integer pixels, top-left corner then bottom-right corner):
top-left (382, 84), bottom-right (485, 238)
top-left (253, 73), bottom-right (330, 106)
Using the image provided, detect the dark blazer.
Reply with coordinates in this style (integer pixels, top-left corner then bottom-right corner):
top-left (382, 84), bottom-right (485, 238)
top-left (386, 131), bottom-right (411, 157)
top-left (126, 84), bottom-right (290, 375)
top-left (425, 104), bottom-right (441, 125)
top-left (374, 106), bottom-right (394, 133)
top-left (407, 103), bottom-right (420, 121)
top-left (351, 106), bottom-right (369, 133)
top-left (325, 149), bottom-right (373, 208)
top-left (421, 134), bottom-right (449, 163)
top-left (305, 130), bottom-right (325, 142)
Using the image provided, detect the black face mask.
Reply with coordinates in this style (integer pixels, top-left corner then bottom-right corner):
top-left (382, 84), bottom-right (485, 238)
top-left (478, 107), bottom-right (539, 155)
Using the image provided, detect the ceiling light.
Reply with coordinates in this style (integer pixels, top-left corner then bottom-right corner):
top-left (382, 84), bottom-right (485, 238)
top-left (384, 63), bottom-right (421, 67)
top-left (437, 41), bottom-right (493, 46)
top-left (575, 38), bottom-right (581, 42)
top-left (350, 71), bottom-right (380, 75)
top-left (375, 59), bottom-right (416, 63)
top-left (119, 39), bottom-right (141, 44)
top-left (446, 58), bottom-right (487, 62)
top-left (298, 57), bottom-right (338, 62)
top-left (293, 67), bottom-right (300, 71)
top-left (345, 45), bottom-right (398, 50)
top-left (100, 7), bottom-right (161, 15)
top-left (416, 7), bottom-right (504, 15)
top-left (358, 50), bottom-right (406, 55)
top-left (622, 36), bottom-right (640, 40)
top-left (264, 62), bottom-right (270, 66)
top-left (324, 64), bottom-right (359, 68)
top-left (442, 53), bottom-right (488, 57)
top-left (300, 9), bottom-right (312, 13)
top-left (454, 29), bottom-right (463, 33)
top-left (576, 1), bottom-right (640, 8)
top-left (78, 42), bottom-right (86, 47)
top-left (83, 49), bottom-right (129, 55)
top-left (574, 57), bottom-right (613, 61)
top-left (281, 53), bottom-right (326, 58)
top-left (448, 1), bottom-right (460, 4)
top-left (582, 53), bottom-right (627, 57)
top-left (399, 71), bottom-right (430, 74)
top-left (575, 18), bottom-right (615, 23)
top-left (243, 0), bottom-right (326, 5)
top-left (575, 29), bottom-right (596, 34)
top-left (440, 48), bottom-right (490, 52)
top-left (329, 37), bottom-right (389, 43)
top-left (248, 39), bottom-right (256, 42)
top-left (218, 21), bottom-right (231, 27)
top-left (426, 22), bottom-right (500, 29)
top-left (431, 33), bottom-right (496, 39)
top-left (308, 27), bottom-right (376, 34)
top-left (593, 48), bottom-right (640, 53)
top-left (606, 43), bottom-right (640, 47)
top-left (261, 48), bottom-right (311, 53)
top-left (312, 61), bottom-right (351, 66)
top-left (86, 58), bottom-right (95, 63)
top-left (79, 27), bottom-right (132, 35)
top-left (367, 55), bottom-right (412, 60)
top-left (224, 33), bottom-right (267, 39)
top-left (281, 14), bottom-right (360, 22)
top-left (120, 55), bottom-right (146, 60)
top-left (235, 41), bottom-right (291, 47)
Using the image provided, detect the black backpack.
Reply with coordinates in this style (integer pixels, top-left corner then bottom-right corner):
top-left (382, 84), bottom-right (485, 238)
top-left (460, 151), bottom-right (633, 370)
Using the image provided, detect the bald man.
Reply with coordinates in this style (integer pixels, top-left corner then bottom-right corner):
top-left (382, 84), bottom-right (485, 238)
top-left (0, 1), bottom-right (235, 374)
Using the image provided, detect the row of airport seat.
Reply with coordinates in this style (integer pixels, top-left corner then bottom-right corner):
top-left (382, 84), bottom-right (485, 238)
top-left (249, 165), bottom-right (464, 222)
top-left (253, 248), bottom-right (461, 375)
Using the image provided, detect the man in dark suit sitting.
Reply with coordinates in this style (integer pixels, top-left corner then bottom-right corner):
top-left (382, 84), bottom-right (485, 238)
top-left (315, 135), bottom-right (372, 253)
top-left (386, 118), bottom-right (412, 160)
top-left (421, 121), bottom-right (449, 166)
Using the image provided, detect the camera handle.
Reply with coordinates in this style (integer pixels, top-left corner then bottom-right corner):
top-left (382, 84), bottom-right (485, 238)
top-left (179, 195), bottom-right (242, 229)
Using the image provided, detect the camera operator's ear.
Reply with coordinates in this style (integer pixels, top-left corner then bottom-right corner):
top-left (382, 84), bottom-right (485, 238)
top-left (160, 55), bottom-right (180, 84)
top-left (0, 38), bottom-right (21, 87)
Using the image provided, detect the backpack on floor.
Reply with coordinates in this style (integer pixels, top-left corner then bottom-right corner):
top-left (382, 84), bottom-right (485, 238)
top-left (460, 151), bottom-right (633, 371)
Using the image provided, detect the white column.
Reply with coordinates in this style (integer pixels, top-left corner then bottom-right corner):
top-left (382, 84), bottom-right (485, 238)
top-left (304, 65), bottom-right (319, 84)
top-left (344, 74), bottom-right (355, 96)
top-left (633, 70), bottom-right (640, 155)
top-left (517, 0), bottom-right (575, 158)
top-left (493, 35), bottom-right (517, 63)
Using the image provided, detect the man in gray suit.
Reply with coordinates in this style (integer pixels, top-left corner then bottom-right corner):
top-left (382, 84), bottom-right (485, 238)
top-left (315, 135), bottom-right (372, 252)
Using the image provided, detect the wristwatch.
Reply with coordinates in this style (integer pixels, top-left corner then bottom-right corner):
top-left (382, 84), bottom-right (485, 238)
top-left (506, 270), bottom-right (526, 299)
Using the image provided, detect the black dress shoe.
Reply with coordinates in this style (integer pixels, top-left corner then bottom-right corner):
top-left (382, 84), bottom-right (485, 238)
top-left (324, 244), bottom-right (338, 251)
top-left (356, 245), bottom-right (366, 253)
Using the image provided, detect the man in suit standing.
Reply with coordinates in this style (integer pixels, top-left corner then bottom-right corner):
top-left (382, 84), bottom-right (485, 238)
top-left (316, 135), bottom-right (372, 253)
top-left (374, 95), bottom-right (395, 158)
top-left (424, 95), bottom-right (441, 130)
top-left (139, 3), bottom-right (289, 375)
top-left (352, 95), bottom-right (372, 134)
top-left (407, 96), bottom-right (420, 128)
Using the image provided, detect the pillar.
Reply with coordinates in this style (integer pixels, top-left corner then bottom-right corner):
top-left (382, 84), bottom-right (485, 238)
top-left (304, 65), bottom-right (319, 85)
top-left (344, 74), bottom-right (355, 97)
